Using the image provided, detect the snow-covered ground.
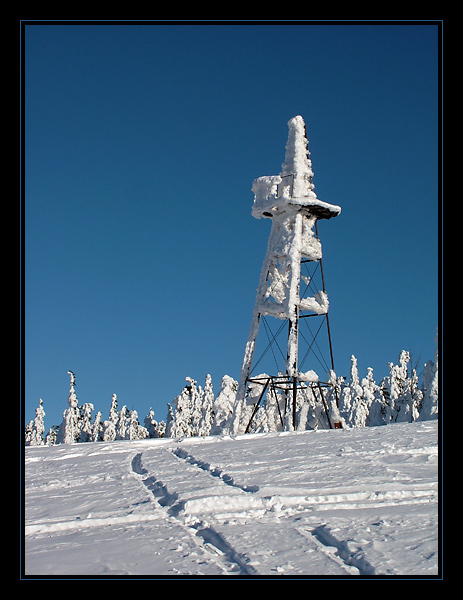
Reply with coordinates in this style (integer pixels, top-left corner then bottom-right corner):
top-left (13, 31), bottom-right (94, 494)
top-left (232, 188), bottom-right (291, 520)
top-left (24, 421), bottom-right (439, 578)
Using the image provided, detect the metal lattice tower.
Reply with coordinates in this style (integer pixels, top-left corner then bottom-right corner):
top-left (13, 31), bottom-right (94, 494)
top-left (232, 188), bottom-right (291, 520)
top-left (232, 116), bottom-right (341, 434)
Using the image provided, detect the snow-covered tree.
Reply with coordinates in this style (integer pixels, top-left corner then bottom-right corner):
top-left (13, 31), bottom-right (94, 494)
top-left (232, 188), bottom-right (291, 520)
top-left (116, 406), bottom-right (130, 440)
top-left (165, 403), bottom-right (176, 438)
top-left (168, 378), bottom-right (197, 437)
top-left (408, 367), bottom-right (423, 422)
top-left (127, 410), bottom-right (149, 440)
top-left (265, 385), bottom-right (285, 432)
top-left (349, 367), bottom-right (376, 427)
top-left (25, 421), bottom-right (33, 445)
top-left (78, 403), bottom-right (94, 443)
top-left (384, 351), bottom-right (421, 423)
top-left (144, 408), bottom-right (157, 438)
top-left (198, 374), bottom-right (215, 437)
top-left (45, 425), bottom-right (58, 446)
top-left (307, 384), bottom-right (332, 429)
top-left (338, 382), bottom-right (352, 425)
top-left (101, 418), bottom-right (116, 442)
top-left (253, 403), bottom-right (270, 433)
top-left (144, 407), bottom-right (167, 438)
top-left (369, 374), bottom-right (394, 426)
top-left (326, 370), bottom-right (343, 428)
top-left (101, 394), bottom-right (118, 441)
top-left (92, 411), bottom-right (103, 442)
top-left (297, 385), bottom-right (323, 430)
top-left (337, 356), bottom-right (366, 427)
top-left (296, 396), bottom-right (311, 431)
top-left (56, 372), bottom-right (80, 445)
top-left (346, 356), bottom-right (368, 428)
top-left (361, 367), bottom-right (378, 426)
top-left (188, 378), bottom-right (203, 437)
top-left (156, 419), bottom-right (166, 438)
top-left (368, 351), bottom-right (426, 426)
top-left (211, 375), bottom-right (237, 435)
top-left (26, 398), bottom-right (46, 446)
top-left (419, 328), bottom-right (438, 421)
top-left (108, 393), bottom-right (119, 428)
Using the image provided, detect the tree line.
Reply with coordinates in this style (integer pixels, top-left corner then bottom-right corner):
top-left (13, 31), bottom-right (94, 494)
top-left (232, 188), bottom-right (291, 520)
top-left (25, 335), bottom-right (438, 446)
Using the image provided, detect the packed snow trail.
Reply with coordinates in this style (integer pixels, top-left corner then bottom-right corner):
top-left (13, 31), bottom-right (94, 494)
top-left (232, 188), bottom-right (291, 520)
top-left (24, 421), bottom-right (438, 577)
top-left (130, 450), bottom-right (257, 575)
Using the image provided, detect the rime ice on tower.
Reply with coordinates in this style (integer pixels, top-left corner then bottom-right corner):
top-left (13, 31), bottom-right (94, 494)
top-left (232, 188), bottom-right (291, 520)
top-left (233, 116), bottom-right (341, 434)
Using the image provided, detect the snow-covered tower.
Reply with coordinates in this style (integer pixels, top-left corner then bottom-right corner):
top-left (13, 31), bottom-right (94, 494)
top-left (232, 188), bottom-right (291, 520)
top-left (232, 116), bottom-right (341, 434)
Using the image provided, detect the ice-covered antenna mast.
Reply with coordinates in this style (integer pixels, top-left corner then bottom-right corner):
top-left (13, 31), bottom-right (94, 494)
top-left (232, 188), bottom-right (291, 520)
top-left (232, 116), bottom-right (341, 434)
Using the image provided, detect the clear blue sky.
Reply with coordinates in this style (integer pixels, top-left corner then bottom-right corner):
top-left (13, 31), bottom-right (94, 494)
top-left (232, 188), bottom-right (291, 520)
top-left (23, 21), bottom-right (440, 430)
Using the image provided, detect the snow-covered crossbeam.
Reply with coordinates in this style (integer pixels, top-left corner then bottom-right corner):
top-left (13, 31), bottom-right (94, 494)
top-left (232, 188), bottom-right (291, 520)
top-left (251, 116), bottom-right (341, 220)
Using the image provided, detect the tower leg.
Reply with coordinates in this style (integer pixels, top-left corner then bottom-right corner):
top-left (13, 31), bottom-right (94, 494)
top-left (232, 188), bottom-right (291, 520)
top-left (285, 212), bottom-right (303, 380)
top-left (292, 376), bottom-right (297, 429)
top-left (233, 216), bottom-right (287, 434)
top-left (285, 212), bottom-right (303, 430)
top-left (232, 312), bottom-right (261, 434)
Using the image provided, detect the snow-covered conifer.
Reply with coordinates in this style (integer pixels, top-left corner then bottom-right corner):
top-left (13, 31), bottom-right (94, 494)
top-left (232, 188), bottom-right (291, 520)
top-left (211, 375), bottom-right (237, 435)
top-left (361, 367), bottom-right (378, 426)
top-left (127, 410), bottom-right (149, 440)
top-left (45, 425), bottom-right (58, 446)
top-left (265, 386), bottom-right (284, 432)
top-left (345, 356), bottom-right (367, 427)
top-left (144, 407), bottom-right (167, 438)
top-left (156, 420), bottom-right (166, 438)
top-left (296, 397), bottom-right (310, 431)
top-left (337, 358), bottom-right (358, 425)
top-left (92, 411), bottom-right (102, 442)
top-left (56, 372), bottom-right (80, 445)
top-left (144, 408), bottom-right (158, 438)
top-left (326, 370), bottom-right (343, 428)
top-left (78, 403), bottom-right (94, 443)
top-left (116, 406), bottom-right (129, 440)
top-left (101, 420), bottom-right (115, 441)
top-left (170, 378), bottom-right (198, 437)
top-left (188, 378), bottom-right (203, 437)
top-left (346, 366), bottom-right (371, 428)
top-left (25, 421), bottom-right (33, 445)
top-left (109, 393), bottom-right (119, 428)
top-left (409, 367), bottom-right (423, 422)
top-left (368, 375), bottom-right (393, 426)
top-left (419, 328), bottom-right (438, 421)
top-left (370, 352), bottom-right (415, 425)
top-left (101, 394), bottom-right (119, 441)
top-left (253, 404), bottom-right (270, 433)
top-left (338, 356), bottom-right (365, 427)
top-left (338, 383), bottom-right (352, 425)
top-left (198, 374), bottom-right (215, 436)
top-left (28, 398), bottom-right (46, 446)
top-left (165, 403), bottom-right (176, 438)
top-left (295, 384), bottom-right (321, 430)
top-left (388, 351), bottom-right (413, 422)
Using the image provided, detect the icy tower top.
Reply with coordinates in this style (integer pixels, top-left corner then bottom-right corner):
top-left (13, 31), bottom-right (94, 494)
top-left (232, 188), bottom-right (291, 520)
top-left (251, 116), bottom-right (341, 220)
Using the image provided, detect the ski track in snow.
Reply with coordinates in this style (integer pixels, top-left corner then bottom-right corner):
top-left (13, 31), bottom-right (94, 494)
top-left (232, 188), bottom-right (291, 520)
top-left (307, 525), bottom-right (375, 575)
top-left (170, 447), bottom-right (260, 493)
top-left (130, 451), bottom-right (258, 575)
top-left (24, 422), bottom-right (439, 577)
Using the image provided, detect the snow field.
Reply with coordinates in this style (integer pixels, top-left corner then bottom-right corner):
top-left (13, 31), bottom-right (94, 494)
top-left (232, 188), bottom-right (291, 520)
top-left (24, 421), bottom-right (439, 577)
